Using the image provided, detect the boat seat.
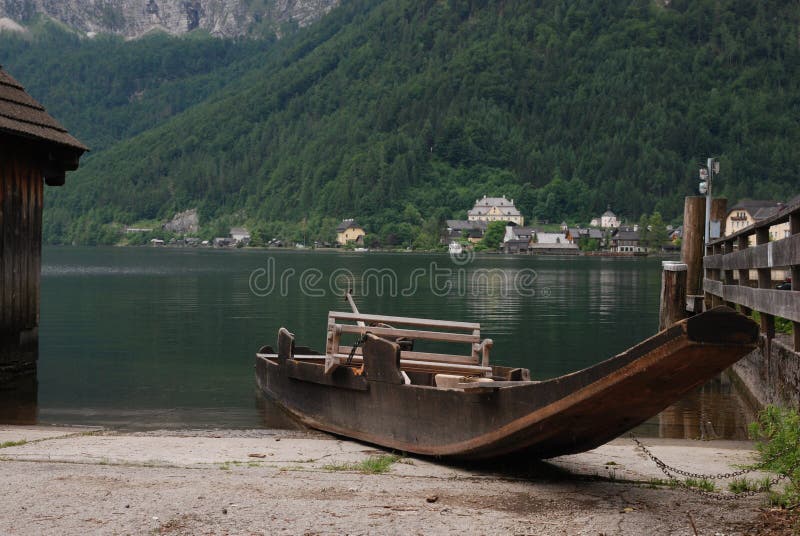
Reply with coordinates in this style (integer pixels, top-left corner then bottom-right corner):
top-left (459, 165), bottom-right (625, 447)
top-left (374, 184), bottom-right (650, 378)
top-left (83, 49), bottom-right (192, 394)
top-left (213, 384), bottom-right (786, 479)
top-left (325, 310), bottom-right (493, 377)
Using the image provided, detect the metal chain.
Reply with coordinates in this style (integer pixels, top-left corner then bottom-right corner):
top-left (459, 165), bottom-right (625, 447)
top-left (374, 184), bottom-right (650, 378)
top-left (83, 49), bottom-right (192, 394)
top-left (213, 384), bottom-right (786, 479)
top-left (630, 433), bottom-right (795, 479)
top-left (630, 433), bottom-right (797, 500)
top-left (654, 454), bottom-right (788, 501)
top-left (345, 332), bottom-right (369, 366)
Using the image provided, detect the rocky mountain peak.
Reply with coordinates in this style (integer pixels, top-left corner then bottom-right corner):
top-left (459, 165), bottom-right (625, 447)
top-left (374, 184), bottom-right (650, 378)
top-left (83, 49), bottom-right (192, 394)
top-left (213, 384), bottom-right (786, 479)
top-left (0, 0), bottom-right (339, 39)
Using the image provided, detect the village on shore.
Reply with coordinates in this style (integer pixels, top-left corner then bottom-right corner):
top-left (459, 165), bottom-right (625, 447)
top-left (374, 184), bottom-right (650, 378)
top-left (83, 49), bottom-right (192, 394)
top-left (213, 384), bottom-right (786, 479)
top-left (134, 194), bottom-right (799, 256)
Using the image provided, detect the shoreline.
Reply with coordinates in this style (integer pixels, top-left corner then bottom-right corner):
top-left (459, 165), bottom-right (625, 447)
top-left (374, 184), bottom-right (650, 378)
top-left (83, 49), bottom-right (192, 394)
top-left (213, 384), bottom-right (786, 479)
top-left (0, 426), bottom-right (783, 535)
top-left (43, 243), bottom-right (683, 258)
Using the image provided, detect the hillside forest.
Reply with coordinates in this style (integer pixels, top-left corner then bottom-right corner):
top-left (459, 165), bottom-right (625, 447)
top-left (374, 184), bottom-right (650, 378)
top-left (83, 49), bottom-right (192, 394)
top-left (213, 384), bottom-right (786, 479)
top-left (0, 0), bottom-right (798, 246)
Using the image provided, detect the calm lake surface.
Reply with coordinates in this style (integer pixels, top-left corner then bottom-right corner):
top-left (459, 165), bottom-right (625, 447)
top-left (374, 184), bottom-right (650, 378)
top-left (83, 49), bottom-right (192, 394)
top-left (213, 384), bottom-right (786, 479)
top-left (18, 247), bottom-right (754, 438)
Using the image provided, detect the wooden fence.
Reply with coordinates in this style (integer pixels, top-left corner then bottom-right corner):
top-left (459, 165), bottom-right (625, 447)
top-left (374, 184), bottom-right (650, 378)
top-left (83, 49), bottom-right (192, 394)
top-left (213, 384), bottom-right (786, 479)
top-left (703, 200), bottom-right (800, 351)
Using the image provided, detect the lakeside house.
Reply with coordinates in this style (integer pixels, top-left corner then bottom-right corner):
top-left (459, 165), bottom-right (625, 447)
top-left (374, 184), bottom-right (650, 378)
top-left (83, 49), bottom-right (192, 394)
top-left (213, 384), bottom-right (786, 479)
top-left (468, 195), bottom-right (524, 225)
top-left (724, 198), bottom-right (798, 243)
top-left (501, 225), bottom-right (535, 254)
top-left (503, 225), bottom-right (535, 243)
top-left (336, 219), bottom-right (365, 245)
top-left (610, 229), bottom-right (644, 253)
top-left (529, 230), bottom-right (579, 254)
top-left (566, 227), bottom-right (604, 246)
top-left (445, 219), bottom-right (487, 244)
top-left (230, 227), bottom-right (251, 245)
top-left (501, 225), bottom-right (579, 255)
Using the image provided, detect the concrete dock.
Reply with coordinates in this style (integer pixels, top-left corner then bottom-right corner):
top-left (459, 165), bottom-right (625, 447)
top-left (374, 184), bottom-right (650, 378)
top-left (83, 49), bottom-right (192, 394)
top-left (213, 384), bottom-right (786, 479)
top-left (0, 426), bottom-right (786, 535)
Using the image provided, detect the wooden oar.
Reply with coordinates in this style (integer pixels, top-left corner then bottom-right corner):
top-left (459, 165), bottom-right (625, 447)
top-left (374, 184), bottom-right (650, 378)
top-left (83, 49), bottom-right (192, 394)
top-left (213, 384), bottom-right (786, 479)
top-left (326, 290), bottom-right (366, 374)
top-left (345, 289), bottom-right (365, 328)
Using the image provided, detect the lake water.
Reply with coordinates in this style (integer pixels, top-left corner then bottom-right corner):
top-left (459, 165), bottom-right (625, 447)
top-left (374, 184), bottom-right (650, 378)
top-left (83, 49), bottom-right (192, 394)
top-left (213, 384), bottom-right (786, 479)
top-left (5, 247), bottom-right (756, 438)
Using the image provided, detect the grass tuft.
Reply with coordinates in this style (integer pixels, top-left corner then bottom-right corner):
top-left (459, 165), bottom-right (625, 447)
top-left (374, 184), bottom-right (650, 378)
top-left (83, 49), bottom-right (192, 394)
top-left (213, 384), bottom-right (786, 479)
top-left (323, 454), bottom-right (400, 474)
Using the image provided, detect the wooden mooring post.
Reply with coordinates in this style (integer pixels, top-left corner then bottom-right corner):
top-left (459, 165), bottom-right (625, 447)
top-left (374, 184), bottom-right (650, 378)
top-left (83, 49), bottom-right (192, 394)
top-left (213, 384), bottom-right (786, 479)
top-left (659, 261), bottom-right (688, 330)
top-left (681, 196), bottom-right (706, 313)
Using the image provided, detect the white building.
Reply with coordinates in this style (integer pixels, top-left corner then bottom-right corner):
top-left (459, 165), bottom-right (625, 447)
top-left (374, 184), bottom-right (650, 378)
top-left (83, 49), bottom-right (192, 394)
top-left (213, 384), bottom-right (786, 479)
top-left (601, 208), bottom-right (619, 228)
top-left (230, 227), bottom-right (251, 245)
top-left (590, 206), bottom-right (620, 228)
top-left (467, 195), bottom-right (524, 226)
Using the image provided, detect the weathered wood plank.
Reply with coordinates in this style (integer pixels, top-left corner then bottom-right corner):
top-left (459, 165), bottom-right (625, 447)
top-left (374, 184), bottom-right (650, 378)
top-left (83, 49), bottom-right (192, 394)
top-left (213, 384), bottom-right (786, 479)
top-left (0, 156), bottom-right (5, 333)
top-left (10, 156), bottom-right (20, 334)
top-left (704, 278), bottom-right (722, 296)
top-left (34, 173), bottom-right (42, 327)
top-left (0, 147), bottom-right (44, 355)
top-left (704, 234), bottom-right (800, 270)
top-left (337, 346), bottom-right (477, 365)
top-left (737, 235), bottom-right (750, 310)
top-left (703, 253), bottom-right (724, 269)
top-left (20, 158), bottom-right (29, 330)
top-left (330, 311), bottom-right (481, 331)
top-left (335, 323), bottom-right (480, 344)
top-left (755, 228), bottom-right (775, 338)
top-left (703, 278), bottom-right (800, 323)
top-left (276, 353), bottom-right (492, 375)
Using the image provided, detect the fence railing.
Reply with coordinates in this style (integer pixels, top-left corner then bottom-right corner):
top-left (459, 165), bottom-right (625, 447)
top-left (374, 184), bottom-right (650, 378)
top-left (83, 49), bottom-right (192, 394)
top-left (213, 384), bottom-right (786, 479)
top-left (703, 200), bottom-right (800, 351)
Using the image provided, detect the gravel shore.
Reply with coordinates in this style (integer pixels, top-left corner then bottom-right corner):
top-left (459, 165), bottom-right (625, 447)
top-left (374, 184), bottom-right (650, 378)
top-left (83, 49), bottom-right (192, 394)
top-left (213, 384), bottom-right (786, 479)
top-left (0, 426), bottom-right (788, 535)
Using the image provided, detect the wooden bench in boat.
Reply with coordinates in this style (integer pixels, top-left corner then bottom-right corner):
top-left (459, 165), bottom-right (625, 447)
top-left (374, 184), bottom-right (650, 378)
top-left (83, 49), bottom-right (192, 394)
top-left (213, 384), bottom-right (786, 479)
top-left (322, 310), bottom-right (494, 377)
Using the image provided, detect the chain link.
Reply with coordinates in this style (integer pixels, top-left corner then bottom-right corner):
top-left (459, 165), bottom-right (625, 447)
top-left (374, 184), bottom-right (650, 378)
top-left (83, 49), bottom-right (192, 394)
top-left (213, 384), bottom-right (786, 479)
top-left (345, 332), bottom-right (369, 366)
top-left (629, 433), bottom-right (795, 500)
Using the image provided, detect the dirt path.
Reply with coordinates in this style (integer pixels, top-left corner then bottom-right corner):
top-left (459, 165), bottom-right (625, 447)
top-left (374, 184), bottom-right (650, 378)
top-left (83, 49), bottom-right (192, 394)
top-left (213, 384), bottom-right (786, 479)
top-left (0, 426), bottom-right (789, 535)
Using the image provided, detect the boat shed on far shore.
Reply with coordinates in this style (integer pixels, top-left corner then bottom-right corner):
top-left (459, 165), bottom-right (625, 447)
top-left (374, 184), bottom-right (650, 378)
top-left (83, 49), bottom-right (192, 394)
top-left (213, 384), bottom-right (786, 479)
top-left (0, 65), bottom-right (88, 383)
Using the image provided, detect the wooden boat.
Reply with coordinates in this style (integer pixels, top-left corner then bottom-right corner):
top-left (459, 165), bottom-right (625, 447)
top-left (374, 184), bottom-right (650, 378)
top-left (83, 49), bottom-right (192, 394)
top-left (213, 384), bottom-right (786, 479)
top-left (255, 301), bottom-right (758, 460)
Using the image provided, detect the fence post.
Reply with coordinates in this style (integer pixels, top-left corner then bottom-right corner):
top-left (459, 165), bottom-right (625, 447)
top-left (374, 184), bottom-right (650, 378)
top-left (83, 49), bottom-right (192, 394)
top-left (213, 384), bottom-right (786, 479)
top-left (736, 234), bottom-right (751, 316)
top-left (723, 238), bottom-right (736, 309)
top-left (710, 242), bottom-right (723, 308)
top-left (755, 227), bottom-right (775, 352)
top-left (659, 261), bottom-right (688, 330)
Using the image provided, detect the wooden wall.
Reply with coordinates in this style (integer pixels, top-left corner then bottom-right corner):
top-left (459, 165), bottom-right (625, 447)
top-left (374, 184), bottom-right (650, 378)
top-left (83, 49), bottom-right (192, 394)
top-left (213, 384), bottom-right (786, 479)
top-left (0, 142), bottom-right (43, 378)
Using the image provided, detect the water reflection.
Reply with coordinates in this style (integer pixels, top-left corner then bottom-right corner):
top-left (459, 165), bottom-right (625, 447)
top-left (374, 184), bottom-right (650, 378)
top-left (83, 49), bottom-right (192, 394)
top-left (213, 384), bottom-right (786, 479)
top-left (634, 372), bottom-right (758, 440)
top-left (0, 373), bottom-right (38, 425)
top-left (255, 395), bottom-right (305, 431)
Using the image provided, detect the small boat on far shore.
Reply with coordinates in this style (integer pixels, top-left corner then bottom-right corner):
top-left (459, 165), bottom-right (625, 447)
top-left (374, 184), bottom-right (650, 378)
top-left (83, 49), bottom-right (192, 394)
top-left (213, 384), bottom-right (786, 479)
top-left (255, 297), bottom-right (758, 460)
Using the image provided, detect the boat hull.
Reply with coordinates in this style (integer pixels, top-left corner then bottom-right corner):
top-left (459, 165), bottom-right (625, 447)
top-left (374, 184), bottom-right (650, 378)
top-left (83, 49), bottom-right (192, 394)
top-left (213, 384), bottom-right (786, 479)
top-left (255, 307), bottom-right (758, 459)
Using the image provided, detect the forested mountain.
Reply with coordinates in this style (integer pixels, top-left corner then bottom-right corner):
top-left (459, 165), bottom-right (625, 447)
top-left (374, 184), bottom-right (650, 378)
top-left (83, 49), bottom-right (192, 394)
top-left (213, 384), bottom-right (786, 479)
top-left (0, 22), bottom-right (273, 152)
top-left (2, 0), bottom-right (799, 246)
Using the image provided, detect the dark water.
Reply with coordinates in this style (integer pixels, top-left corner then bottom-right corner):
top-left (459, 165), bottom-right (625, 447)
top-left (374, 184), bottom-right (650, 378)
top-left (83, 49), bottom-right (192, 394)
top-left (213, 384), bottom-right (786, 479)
top-left (8, 246), bottom-right (754, 437)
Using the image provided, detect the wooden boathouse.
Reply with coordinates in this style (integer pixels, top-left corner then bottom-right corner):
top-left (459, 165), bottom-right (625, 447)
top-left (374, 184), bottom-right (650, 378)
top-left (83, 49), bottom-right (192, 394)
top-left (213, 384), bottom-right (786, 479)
top-left (0, 66), bottom-right (87, 382)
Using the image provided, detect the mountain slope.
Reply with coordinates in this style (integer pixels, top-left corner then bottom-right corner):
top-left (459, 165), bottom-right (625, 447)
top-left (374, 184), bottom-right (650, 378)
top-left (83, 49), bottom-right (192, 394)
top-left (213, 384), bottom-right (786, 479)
top-left (25, 0), bottom-right (800, 245)
top-left (0, 23), bottom-right (273, 152)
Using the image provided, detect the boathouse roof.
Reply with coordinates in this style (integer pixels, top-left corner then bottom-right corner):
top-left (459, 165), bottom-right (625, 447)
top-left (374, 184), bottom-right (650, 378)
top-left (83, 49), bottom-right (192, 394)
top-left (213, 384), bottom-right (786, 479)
top-left (0, 66), bottom-right (88, 152)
